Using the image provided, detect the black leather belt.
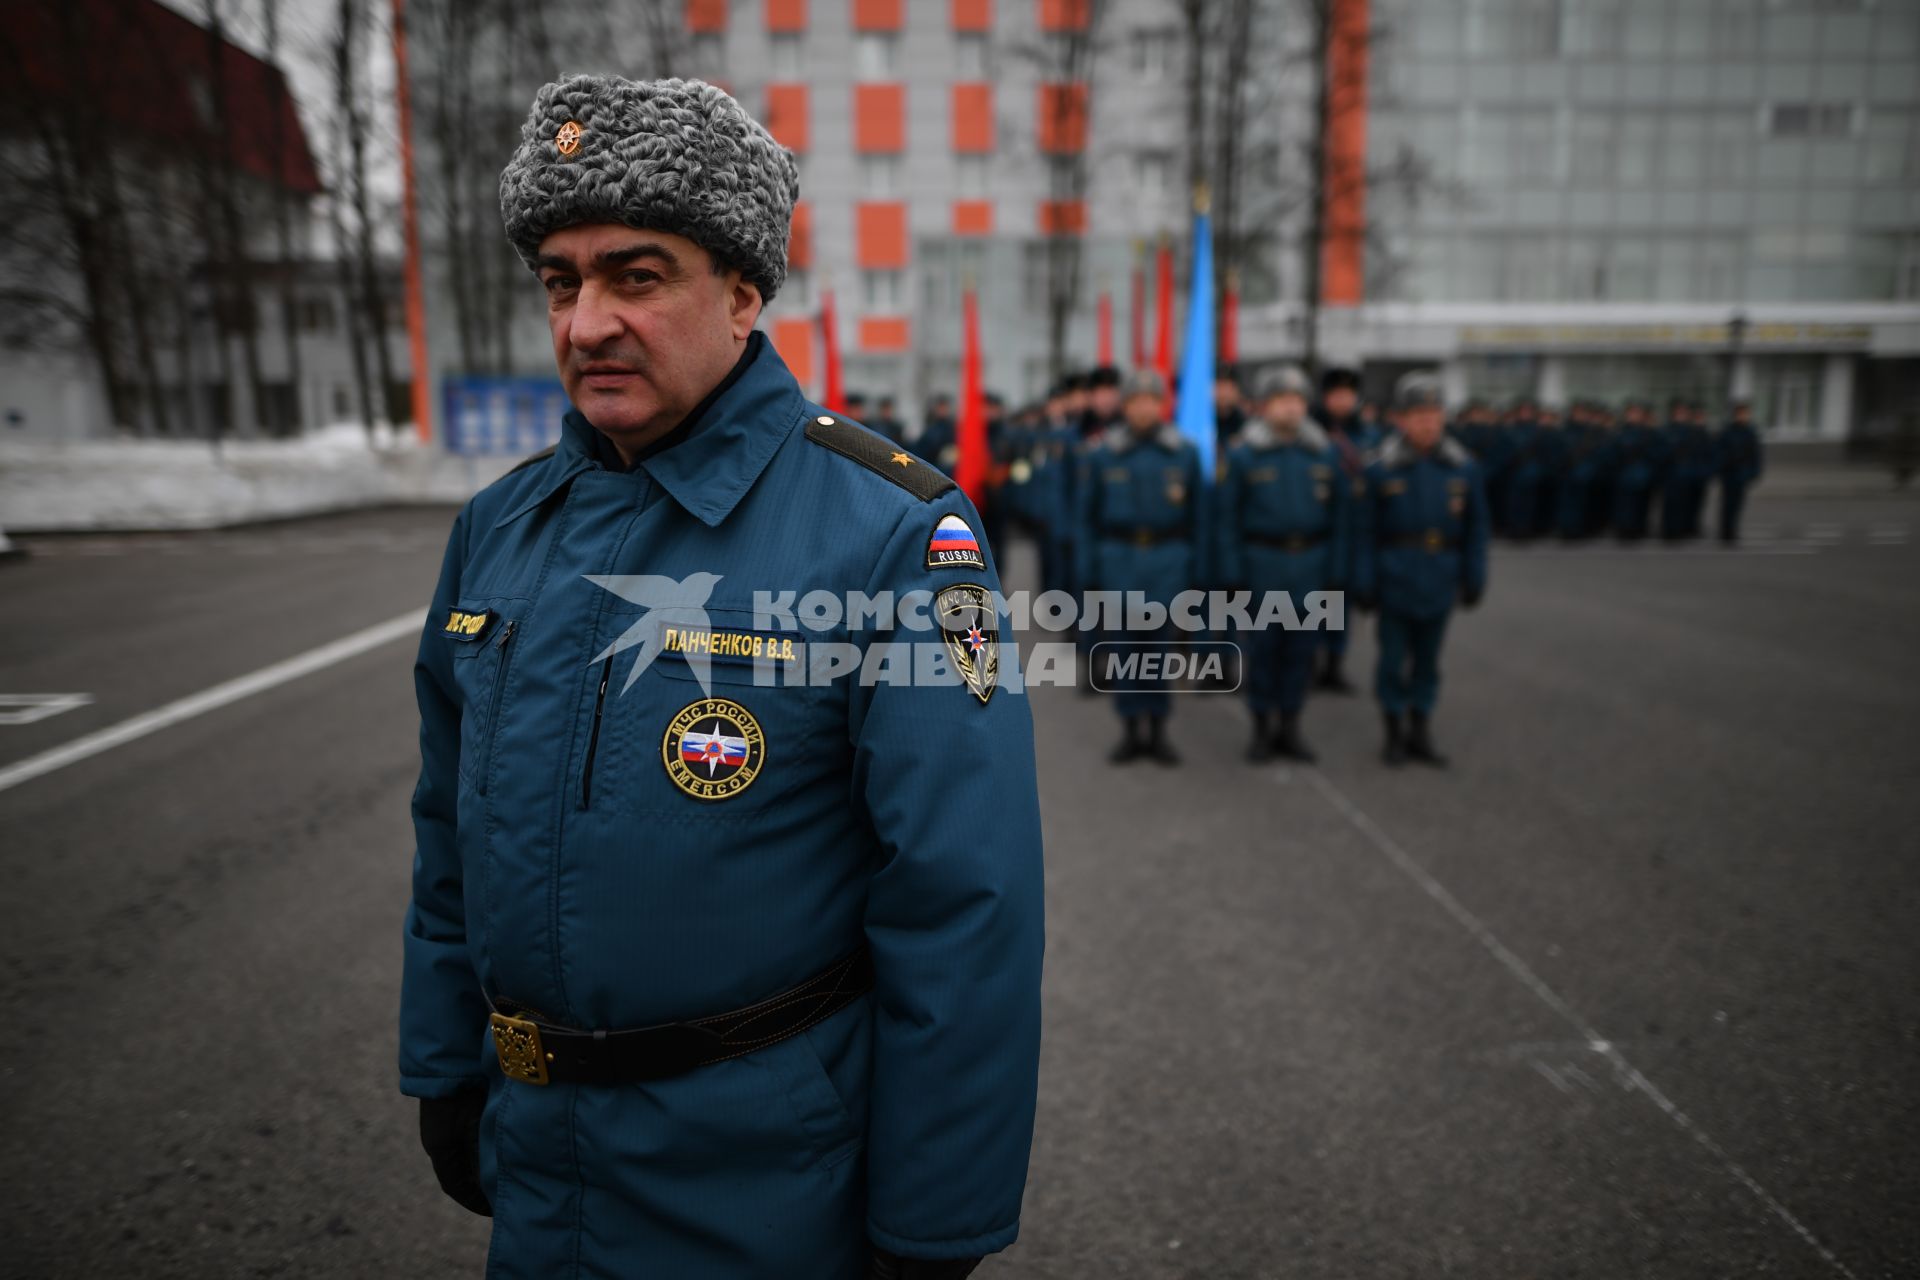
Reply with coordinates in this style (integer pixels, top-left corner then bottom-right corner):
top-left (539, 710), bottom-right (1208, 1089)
top-left (1388, 530), bottom-right (1458, 552)
top-left (488, 948), bottom-right (873, 1087)
top-left (1245, 531), bottom-right (1327, 550)
top-left (1105, 527), bottom-right (1187, 547)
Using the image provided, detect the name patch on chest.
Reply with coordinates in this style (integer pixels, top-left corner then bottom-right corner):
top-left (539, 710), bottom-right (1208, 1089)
top-left (661, 626), bottom-right (799, 665)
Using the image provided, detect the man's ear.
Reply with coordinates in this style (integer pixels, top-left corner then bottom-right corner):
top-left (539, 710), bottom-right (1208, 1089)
top-left (728, 273), bottom-right (763, 341)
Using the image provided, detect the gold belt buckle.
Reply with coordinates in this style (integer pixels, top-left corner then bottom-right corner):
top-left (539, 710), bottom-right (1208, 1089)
top-left (1423, 529), bottom-right (1443, 552)
top-left (490, 1011), bottom-right (551, 1085)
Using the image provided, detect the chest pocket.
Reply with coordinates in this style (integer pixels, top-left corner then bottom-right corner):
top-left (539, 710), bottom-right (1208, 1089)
top-left (445, 596), bottom-right (526, 792)
top-left (585, 605), bottom-right (833, 818)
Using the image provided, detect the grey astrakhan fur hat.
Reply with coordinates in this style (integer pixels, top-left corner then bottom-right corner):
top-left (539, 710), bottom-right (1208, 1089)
top-left (499, 75), bottom-right (800, 302)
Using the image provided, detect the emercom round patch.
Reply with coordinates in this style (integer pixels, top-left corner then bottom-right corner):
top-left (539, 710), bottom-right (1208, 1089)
top-left (662, 698), bottom-right (766, 801)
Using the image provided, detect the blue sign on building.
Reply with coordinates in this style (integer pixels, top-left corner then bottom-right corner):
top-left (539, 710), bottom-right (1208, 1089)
top-left (442, 377), bottom-right (570, 455)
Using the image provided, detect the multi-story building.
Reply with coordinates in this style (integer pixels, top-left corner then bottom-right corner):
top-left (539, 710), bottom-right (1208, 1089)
top-left (1295, 0), bottom-right (1920, 442)
top-left (400, 0), bottom-right (1919, 445)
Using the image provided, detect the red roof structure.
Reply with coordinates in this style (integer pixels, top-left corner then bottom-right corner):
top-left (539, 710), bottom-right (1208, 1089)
top-left (0, 0), bottom-right (322, 194)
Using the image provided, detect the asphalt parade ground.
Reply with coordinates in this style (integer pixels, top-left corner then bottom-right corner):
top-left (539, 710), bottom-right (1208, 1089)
top-left (1, 491), bottom-right (1916, 1279)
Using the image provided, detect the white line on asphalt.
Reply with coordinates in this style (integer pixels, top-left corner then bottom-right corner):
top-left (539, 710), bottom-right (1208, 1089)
top-left (1296, 767), bottom-right (1858, 1279)
top-left (0, 610), bottom-right (422, 796)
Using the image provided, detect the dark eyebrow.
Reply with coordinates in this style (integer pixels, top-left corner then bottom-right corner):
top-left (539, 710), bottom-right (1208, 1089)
top-left (533, 252), bottom-right (576, 274)
top-left (593, 242), bottom-right (680, 272)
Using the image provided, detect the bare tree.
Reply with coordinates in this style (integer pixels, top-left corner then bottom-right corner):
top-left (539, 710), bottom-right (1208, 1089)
top-left (263, 0), bottom-right (306, 435)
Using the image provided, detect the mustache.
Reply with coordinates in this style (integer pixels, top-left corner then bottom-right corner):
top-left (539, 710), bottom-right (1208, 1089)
top-left (570, 352), bottom-right (647, 376)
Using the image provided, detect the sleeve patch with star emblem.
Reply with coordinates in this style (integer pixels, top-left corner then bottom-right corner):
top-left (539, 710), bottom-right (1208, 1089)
top-left (805, 414), bottom-right (956, 502)
top-left (925, 514), bottom-right (986, 570)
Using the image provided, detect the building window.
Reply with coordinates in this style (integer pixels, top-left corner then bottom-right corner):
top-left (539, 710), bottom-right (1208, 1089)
top-left (1570, 112), bottom-right (1614, 183)
top-left (299, 296), bottom-right (336, 333)
top-left (860, 153), bottom-right (902, 196)
top-left (955, 33), bottom-right (990, 79)
top-left (785, 268), bottom-right (812, 309)
top-left (771, 32), bottom-right (805, 78)
top-left (1565, 1), bottom-right (1623, 55)
top-left (1765, 102), bottom-right (1861, 139)
top-left (955, 153), bottom-right (991, 197)
top-left (1133, 150), bottom-right (1173, 198)
top-left (1129, 27), bottom-right (1176, 80)
top-left (856, 32), bottom-right (899, 79)
top-left (862, 270), bottom-right (904, 310)
top-left (1513, 1), bottom-right (1562, 57)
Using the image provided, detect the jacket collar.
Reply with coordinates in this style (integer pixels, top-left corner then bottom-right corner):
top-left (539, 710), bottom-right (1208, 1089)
top-left (1242, 416), bottom-right (1330, 452)
top-left (494, 332), bottom-right (803, 529)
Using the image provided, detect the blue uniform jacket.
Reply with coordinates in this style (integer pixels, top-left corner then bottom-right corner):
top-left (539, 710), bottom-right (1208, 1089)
top-left (400, 334), bottom-right (1044, 1276)
top-left (1215, 417), bottom-right (1349, 601)
top-left (1353, 433), bottom-right (1490, 620)
top-left (1716, 422), bottom-right (1764, 484)
top-left (1073, 425), bottom-right (1208, 607)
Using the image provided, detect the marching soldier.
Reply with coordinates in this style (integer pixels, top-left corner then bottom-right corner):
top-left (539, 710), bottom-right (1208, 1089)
top-left (1353, 373), bottom-right (1490, 767)
top-left (1610, 401), bottom-right (1662, 539)
top-left (1216, 367), bottom-right (1347, 763)
top-left (402, 75), bottom-right (1044, 1279)
top-left (1076, 369), bottom-right (1207, 764)
top-left (1715, 400), bottom-right (1765, 543)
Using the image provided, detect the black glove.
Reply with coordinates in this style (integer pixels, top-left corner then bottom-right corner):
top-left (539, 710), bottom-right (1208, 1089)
top-left (870, 1248), bottom-right (982, 1280)
top-left (1461, 585), bottom-right (1483, 609)
top-left (419, 1088), bottom-right (491, 1217)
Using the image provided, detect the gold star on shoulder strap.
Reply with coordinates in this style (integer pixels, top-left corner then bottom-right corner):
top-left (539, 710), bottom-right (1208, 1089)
top-left (890, 451), bottom-right (913, 467)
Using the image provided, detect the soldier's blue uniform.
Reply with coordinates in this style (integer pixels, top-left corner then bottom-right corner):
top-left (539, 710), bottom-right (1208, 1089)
top-left (1715, 414), bottom-right (1764, 543)
top-left (1075, 421), bottom-right (1207, 753)
top-left (1353, 429), bottom-right (1490, 763)
top-left (1661, 411), bottom-right (1715, 540)
top-left (1610, 410), bottom-right (1665, 539)
top-left (1217, 417), bottom-right (1348, 761)
top-left (400, 334), bottom-right (1045, 1277)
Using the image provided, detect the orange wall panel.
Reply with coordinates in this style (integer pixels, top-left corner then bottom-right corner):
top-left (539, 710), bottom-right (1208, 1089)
top-left (951, 83), bottom-right (994, 153)
top-left (788, 202), bottom-right (813, 270)
top-left (853, 0), bottom-right (902, 30)
top-left (855, 202), bottom-right (909, 269)
top-left (767, 0), bottom-right (807, 30)
top-left (765, 84), bottom-right (809, 152)
top-left (686, 0), bottom-right (728, 33)
top-left (1037, 199), bottom-right (1086, 236)
top-left (951, 200), bottom-right (994, 236)
top-left (1038, 0), bottom-right (1089, 31)
top-left (771, 317), bottom-right (816, 388)
top-left (1036, 82), bottom-right (1088, 154)
top-left (951, 0), bottom-right (992, 31)
top-left (1321, 0), bottom-right (1369, 305)
top-left (859, 317), bottom-right (912, 352)
top-left (854, 83), bottom-right (907, 152)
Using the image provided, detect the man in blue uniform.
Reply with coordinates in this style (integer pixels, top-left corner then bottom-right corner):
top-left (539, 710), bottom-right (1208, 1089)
top-left (1715, 400), bottom-right (1764, 544)
top-left (1076, 369), bottom-right (1206, 764)
top-left (1661, 399), bottom-right (1715, 541)
top-left (1610, 401), bottom-right (1664, 539)
top-left (1313, 366), bottom-right (1368, 693)
top-left (1353, 373), bottom-right (1490, 767)
top-left (400, 75), bottom-right (1043, 1280)
top-left (1216, 367), bottom-right (1347, 763)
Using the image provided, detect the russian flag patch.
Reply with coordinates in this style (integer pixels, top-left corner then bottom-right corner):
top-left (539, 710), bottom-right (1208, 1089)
top-left (926, 514), bottom-right (985, 570)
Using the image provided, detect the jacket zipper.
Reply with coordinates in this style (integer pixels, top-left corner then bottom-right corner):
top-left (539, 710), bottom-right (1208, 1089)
top-left (478, 619), bottom-right (516, 796)
top-left (580, 654), bottom-right (613, 809)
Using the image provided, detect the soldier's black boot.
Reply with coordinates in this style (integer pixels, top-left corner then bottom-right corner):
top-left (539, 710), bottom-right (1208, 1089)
top-left (1318, 654), bottom-right (1356, 695)
top-left (1246, 712), bottom-right (1275, 763)
top-left (1145, 716), bottom-right (1181, 766)
top-left (1274, 713), bottom-right (1318, 763)
top-left (1406, 711), bottom-right (1448, 767)
top-left (1109, 717), bottom-right (1143, 764)
top-left (1382, 712), bottom-right (1409, 766)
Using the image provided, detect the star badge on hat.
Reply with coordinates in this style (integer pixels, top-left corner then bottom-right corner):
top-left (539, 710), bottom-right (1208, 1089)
top-left (554, 120), bottom-right (583, 157)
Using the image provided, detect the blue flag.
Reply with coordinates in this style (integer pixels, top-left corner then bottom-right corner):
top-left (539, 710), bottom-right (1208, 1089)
top-left (1176, 209), bottom-right (1216, 477)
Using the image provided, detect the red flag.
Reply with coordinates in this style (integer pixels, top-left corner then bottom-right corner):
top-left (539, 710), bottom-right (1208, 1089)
top-left (955, 285), bottom-right (987, 505)
top-left (820, 290), bottom-right (844, 414)
top-left (1153, 236), bottom-right (1175, 418)
top-left (1096, 289), bottom-right (1114, 367)
top-left (1221, 269), bottom-right (1240, 366)
top-left (1129, 251), bottom-right (1146, 369)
